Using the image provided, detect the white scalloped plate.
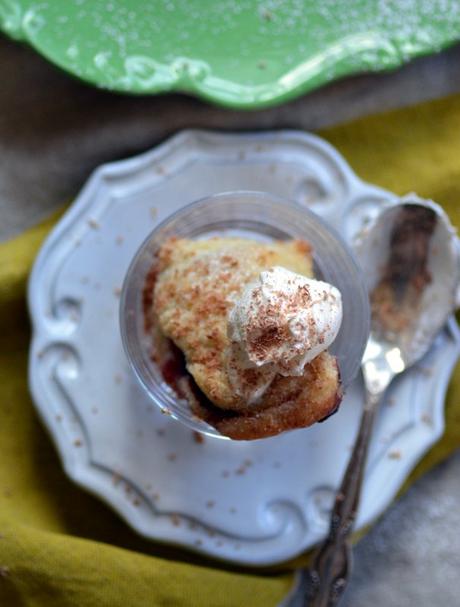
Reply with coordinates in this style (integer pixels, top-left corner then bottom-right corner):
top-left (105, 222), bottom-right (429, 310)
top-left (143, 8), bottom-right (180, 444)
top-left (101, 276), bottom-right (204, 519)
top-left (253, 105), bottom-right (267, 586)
top-left (28, 130), bottom-right (460, 566)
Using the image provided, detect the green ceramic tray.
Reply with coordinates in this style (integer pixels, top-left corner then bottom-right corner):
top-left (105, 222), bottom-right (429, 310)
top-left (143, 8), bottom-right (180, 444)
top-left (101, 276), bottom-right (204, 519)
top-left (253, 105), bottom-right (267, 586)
top-left (1, 0), bottom-right (460, 108)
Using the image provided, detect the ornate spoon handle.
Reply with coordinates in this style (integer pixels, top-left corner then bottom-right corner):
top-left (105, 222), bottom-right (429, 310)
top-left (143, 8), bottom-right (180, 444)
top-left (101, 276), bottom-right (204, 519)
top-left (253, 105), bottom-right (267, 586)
top-left (305, 389), bottom-right (381, 607)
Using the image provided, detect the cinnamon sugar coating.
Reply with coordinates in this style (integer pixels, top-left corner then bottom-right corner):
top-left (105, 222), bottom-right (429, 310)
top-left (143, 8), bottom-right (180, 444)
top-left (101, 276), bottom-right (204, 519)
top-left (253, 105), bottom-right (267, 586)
top-left (147, 237), bottom-right (342, 439)
top-left (192, 351), bottom-right (342, 440)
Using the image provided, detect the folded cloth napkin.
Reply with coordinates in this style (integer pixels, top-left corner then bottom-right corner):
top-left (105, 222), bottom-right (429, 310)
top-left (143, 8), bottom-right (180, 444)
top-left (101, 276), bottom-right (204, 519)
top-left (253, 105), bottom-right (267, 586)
top-left (1, 93), bottom-right (460, 607)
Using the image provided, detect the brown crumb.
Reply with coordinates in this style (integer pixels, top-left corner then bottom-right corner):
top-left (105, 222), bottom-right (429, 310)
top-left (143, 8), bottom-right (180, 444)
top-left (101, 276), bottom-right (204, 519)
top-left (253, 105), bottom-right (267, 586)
top-left (418, 367), bottom-right (433, 378)
top-left (132, 498), bottom-right (141, 507)
top-left (170, 514), bottom-right (181, 527)
top-left (155, 166), bottom-right (165, 175)
top-left (206, 500), bottom-right (215, 509)
top-left (167, 453), bottom-right (177, 462)
top-left (192, 431), bottom-right (204, 444)
top-left (69, 310), bottom-right (79, 322)
top-left (125, 486), bottom-right (132, 495)
top-left (0, 566), bottom-right (10, 578)
top-left (73, 439), bottom-right (82, 447)
top-left (150, 207), bottom-right (158, 220)
top-left (114, 373), bottom-right (123, 384)
top-left (235, 466), bottom-right (245, 475)
top-left (257, 60), bottom-right (266, 70)
top-left (113, 287), bottom-right (122, 297)
top-left (87, 218), bottom-right (100, 229)
top-left (260, 8), bottom-right (273, 20)
top-left (422, 413), bottom-right (434, 426)
top-left (112, 473), bottom-right (121, 486)
top-left (156, 429), bottom-right (165, 437)
top-left (115, 235), bottom-right (124, 245)
top-left (152, 493), bottom-right (160, 501)
top-left (388, 450), bottom-right (402, 460)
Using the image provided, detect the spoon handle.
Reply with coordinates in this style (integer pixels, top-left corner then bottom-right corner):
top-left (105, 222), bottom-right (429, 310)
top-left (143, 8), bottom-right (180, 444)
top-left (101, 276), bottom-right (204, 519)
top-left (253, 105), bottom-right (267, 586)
top-left (305, 389), bottom-right (381, 607)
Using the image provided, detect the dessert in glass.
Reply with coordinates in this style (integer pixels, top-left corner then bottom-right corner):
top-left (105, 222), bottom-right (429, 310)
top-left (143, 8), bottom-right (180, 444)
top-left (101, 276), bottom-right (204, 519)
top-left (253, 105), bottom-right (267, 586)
top-left (120, 192), bottom-right (369, 440)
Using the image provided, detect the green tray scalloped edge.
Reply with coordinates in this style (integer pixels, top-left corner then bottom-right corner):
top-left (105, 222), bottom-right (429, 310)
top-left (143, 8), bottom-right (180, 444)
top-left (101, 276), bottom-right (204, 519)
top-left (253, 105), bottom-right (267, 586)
top-left (1, 0), bottom-right (460, 109)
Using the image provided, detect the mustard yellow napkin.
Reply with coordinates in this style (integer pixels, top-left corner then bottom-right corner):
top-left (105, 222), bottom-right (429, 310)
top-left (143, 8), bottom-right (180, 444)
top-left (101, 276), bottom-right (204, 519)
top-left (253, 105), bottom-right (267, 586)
top-left (2, 93), bottom-right (460, 606)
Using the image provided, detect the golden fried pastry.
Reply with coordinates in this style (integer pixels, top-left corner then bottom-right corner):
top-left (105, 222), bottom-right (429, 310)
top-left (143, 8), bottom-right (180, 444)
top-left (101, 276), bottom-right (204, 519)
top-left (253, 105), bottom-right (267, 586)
top-left (145, 236), bottom-right (342, 440)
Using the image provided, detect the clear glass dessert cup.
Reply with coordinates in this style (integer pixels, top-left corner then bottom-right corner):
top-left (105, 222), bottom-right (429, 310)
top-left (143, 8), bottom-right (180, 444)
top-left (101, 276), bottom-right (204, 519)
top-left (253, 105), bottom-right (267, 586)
top-left (120, 191), bottom-right (370, 439)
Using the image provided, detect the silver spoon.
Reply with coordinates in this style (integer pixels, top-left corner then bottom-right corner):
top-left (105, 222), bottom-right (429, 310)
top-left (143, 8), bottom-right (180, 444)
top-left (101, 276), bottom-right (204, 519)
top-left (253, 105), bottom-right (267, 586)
top-left (287, 199), bottom-right (459, 607)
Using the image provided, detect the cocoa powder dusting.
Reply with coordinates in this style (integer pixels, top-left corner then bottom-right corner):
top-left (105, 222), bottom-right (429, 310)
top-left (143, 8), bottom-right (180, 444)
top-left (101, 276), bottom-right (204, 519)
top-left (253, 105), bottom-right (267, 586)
top-left (245, 279), bottom-right (312, 363)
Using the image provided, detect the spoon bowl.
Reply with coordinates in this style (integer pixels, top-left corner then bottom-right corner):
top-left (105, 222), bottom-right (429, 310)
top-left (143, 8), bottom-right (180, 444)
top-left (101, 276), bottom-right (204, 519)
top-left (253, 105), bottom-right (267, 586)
top-left (356, 197), bottom-right (460, 367)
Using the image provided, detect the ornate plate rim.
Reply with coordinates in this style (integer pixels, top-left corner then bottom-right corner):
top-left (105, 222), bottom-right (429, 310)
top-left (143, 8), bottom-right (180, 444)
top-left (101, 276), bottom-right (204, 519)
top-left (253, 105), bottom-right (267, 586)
top-left (1, 1), bottom-right (460, 108)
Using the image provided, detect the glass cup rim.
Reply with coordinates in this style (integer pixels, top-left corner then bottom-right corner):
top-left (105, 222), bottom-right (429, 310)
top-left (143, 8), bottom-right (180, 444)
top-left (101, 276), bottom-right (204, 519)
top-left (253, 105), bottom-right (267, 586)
top-left (120, 190), bottom-right (370, 438)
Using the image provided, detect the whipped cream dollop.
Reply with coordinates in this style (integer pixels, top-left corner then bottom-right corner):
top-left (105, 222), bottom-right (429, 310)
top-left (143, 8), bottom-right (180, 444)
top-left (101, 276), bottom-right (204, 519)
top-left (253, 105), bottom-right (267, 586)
top-left (227, 266), bottom-right (342, 403)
